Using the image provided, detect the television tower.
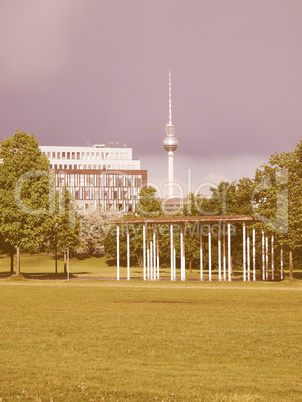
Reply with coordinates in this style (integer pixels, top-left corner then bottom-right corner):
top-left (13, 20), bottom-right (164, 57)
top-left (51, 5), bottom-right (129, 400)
top-left (163, 70), bottom-right (179, 197)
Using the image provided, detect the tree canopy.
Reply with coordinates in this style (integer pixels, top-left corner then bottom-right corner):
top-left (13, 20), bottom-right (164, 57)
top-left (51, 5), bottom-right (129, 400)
top-left (0, 131), bottom-right (53, 273)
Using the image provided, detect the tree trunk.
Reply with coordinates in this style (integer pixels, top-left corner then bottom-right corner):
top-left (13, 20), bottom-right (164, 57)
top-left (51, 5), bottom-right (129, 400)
top-left (55, 244), bottom-right (58, 276)
top-left (16, 246), bottom-right (20, 275)
top-left (64, 251), bottom-right (67, 274)
top-left (289, 250), bottom-right (293, 280)
top-left (55, 233), bottom-right (58, 276)
top-left (189, 261), bottom-right (192, 273)
top-left (10, 250), bottom-right (14, 274)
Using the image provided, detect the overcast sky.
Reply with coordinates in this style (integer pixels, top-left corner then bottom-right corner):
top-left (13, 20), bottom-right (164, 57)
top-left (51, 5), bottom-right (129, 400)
top-left (1, 0), bottom-right (302, 195)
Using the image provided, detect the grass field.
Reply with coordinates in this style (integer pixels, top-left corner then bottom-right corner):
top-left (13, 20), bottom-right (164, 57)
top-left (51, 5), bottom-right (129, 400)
top-left (0, 279), bottom-right (301, 401)
top-left (1, 253), bottom-right (301, 281)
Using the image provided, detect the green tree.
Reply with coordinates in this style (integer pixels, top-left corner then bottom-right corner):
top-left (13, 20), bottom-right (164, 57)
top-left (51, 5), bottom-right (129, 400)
top-left (135, 187), bottom-right (162, 217)
top-left (254, 142), bottom-right (302, 276)
top-left (46, 187), bottom-right (80, 274)
top-left (0, 131), bottom-right (53, 274)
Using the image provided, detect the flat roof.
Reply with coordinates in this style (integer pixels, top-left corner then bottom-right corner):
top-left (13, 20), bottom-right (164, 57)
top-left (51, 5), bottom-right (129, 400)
top-left (106, 215), bottom-right (261, 225)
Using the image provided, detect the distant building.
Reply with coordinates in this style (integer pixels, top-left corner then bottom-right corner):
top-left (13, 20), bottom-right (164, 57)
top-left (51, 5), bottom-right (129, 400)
top-left (161, 197), bottom-right (187, 214)
top-left (40, 144), bottom-right (147, 213)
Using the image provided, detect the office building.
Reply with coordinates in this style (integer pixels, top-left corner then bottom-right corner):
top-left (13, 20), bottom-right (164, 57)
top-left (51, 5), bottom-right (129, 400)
top-left (40, 144), bottom-right (147, 212)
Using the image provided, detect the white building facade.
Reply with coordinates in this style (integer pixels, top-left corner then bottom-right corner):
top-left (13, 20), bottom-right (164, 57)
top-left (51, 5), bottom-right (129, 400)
top-left (40, 145), bottom-right (141, 171)
top-left (40, 144), bottom-right (147, 213)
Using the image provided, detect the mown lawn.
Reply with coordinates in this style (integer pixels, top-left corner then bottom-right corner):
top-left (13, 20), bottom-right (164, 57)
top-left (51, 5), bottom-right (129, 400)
top-left (0, 280), bottom-right (301, 401)
top-left (1, 253), bottom-right (301, 281)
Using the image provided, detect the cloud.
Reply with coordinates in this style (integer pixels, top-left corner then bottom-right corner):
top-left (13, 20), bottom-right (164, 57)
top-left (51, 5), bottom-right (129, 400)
top-left (1, 0), bottom-right (302, 173)
top-left (0, 0), bottom-right (81, 88)
top-left (142, 152), bottom-right (267, 198)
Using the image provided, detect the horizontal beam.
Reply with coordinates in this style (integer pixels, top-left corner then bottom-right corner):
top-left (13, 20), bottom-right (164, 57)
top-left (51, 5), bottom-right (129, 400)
top-left (106, 215), bottom-right (261, 225)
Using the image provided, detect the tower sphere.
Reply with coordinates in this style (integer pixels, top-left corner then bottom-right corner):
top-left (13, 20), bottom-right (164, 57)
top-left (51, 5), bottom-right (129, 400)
top-left (163, 133), bottom-right (179, 152)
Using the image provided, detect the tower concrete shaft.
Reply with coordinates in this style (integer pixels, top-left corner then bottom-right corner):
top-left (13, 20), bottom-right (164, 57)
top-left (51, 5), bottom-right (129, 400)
top-left (162, 70), bottom-right (178, 197)
top-left (168, 151), bottom-right (174, 197)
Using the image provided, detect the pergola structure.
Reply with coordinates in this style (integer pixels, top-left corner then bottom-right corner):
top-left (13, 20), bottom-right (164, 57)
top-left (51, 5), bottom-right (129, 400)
top-left (107, 215), bottom-right (282, 282)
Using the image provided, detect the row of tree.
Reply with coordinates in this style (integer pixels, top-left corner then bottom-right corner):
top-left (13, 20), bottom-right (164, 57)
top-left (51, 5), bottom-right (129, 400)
top-left (0, 131), bottom-right (114, 275)
top-left (104, 141), bottom-right (302, 276)
top-left (1, 131), bottom-right (302, 277)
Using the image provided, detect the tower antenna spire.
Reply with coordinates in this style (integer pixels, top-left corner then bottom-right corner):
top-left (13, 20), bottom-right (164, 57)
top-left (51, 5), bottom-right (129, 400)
top-left (163, 69), bottom-right (179, 198)
top-left (169, 69), bottom-right (172, 125)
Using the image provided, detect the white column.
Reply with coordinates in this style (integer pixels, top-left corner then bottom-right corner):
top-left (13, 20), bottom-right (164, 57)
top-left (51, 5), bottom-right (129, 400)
top-left (153, 228), bottom-right (156, 280)
top-left (143, 225), bottom-right (146, 281)
top-left (150, 241), bottom-right (153, 280)
top-left (200, 224), bottom-right (203, 281)
top-left (243, 224), bottom-right (246, 282)
top-left (173, 231), bottom-right (176, 280)
top-left (247, 228), bottom-right (250, 282)
top-left (280, 246), bottom-right (284, 280)
top-left (252, 229), bottom-right (256, 281)
top-left (262, 230), bottom-right (265, 281)
top-left (170, 225), bottom-right (174, 281)
top-left (271, 234), bottom-right (274, 280)
top-left (218, 222), bottom-right (222, 281)
top-left (228, 223), bottom-right (231, 281)
top-left (168, 151), bottom-right (174, 198)
top-left (208, 225), bottom-right (212, 281)
top-left (157, 226), bottom-right (160, 279)
top-left (223, 222), bottom-right (226, 280)
top-left (183, 225), bottom-right (186, 281)
top-left (265, 234), bottom-right (269, 281)
top-left (147, 227), bottom-right (150, 279)
top-left (127, 225), bottom-right (130, 280)
top-left (117, 224), bottom-right (120, 281)
top-left (180, 224), bottom-right (184, 281)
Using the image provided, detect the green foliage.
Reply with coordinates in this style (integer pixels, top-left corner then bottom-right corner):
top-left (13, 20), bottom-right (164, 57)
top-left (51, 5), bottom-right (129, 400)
top-left (46, 187), bottom-right (80, 256)
top-left (254, 141), bottom-right (302, 266)
top-left (183, 179), bottom-right (255, 217)
top-left (135, 186), bottom-right (162, 216)
top-left (0, 131), bottom-right (53, 271)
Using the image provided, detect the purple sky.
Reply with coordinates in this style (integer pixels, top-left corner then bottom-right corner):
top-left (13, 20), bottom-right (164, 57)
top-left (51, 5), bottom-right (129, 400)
top-left (1, 0), bottom-right (302, 195)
